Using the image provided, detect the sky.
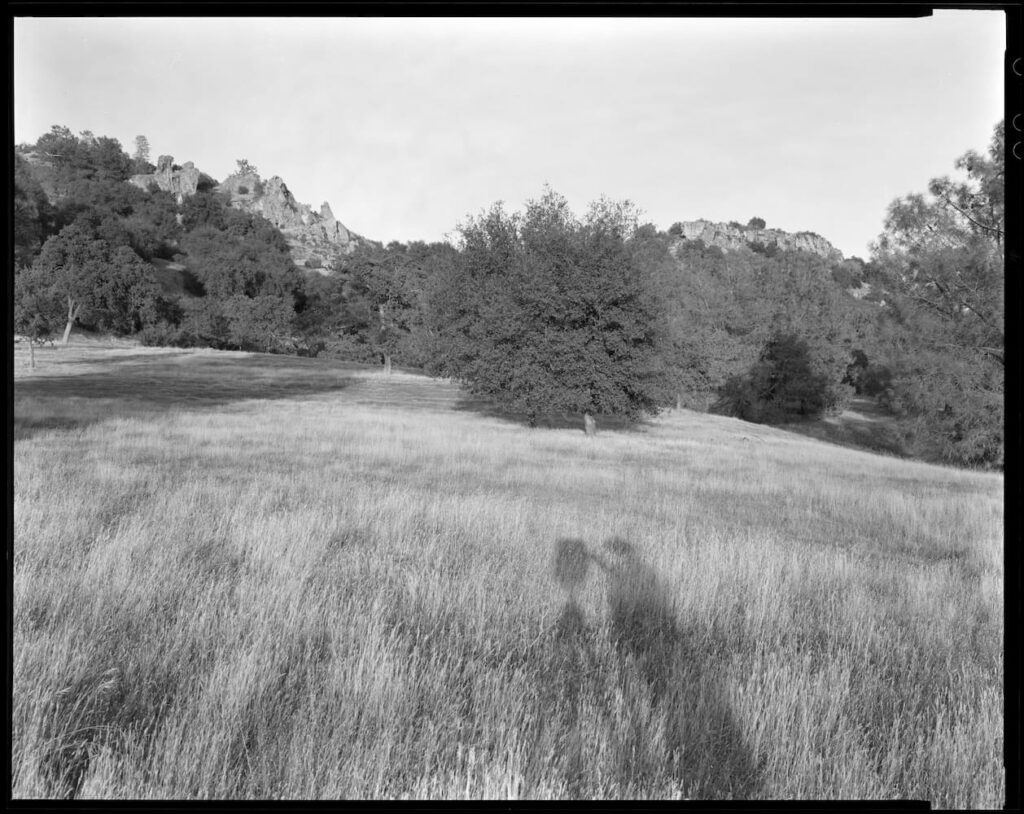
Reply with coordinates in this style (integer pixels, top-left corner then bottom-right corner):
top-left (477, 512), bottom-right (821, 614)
top-left (14, 13), bottom-right (1005, 259)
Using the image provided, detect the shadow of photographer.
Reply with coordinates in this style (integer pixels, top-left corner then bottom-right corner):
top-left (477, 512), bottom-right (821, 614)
top-left (551, 537), bottom-right (761, 799)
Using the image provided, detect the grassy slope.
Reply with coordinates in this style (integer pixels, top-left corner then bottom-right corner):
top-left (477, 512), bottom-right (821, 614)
top-left (12, 345), bottom-right (1003, 803)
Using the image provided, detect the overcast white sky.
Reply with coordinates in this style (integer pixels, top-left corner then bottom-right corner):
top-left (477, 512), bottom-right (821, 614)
top-left (14, 14), bottom-right (1004, 259)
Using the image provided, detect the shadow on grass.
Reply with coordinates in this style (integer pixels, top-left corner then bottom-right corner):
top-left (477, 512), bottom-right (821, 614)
top-left (551, 538), bottom-right (761, 799)
top-left (773, 397), bottom-right (908, 459)
top-left (14, 352), bottom-right (361, 441)
top-left (781, 417), bottom-right (908, 458)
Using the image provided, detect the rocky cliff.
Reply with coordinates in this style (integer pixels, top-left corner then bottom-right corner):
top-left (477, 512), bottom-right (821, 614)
top-left (672, 219), bottom-right (843, 262)
top-left (217, 173), bottom-right (360, 272)
top-left (128, 155), bottom-right (201, 204)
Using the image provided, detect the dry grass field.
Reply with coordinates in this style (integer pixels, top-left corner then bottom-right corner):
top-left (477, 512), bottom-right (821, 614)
top-left (11, 343), bottom-right (1004, 803)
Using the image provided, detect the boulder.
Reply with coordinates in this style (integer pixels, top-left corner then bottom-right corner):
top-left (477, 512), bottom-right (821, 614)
top-left (128, 155), bottom-right (200, 203)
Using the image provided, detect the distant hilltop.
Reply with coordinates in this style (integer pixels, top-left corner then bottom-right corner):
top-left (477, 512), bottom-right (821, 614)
top-left (670, 219), bottom-right (843, 262)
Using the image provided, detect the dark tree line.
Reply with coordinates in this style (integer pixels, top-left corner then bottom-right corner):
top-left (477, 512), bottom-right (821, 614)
top-left (13, 123), bottom-right (1004, 467)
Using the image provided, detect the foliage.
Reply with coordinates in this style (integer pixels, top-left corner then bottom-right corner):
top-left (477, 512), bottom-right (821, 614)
top-left (33, 125), bottom-right (133, 187)
top-left (714, 331), bottom-right (832, 422)
top-left (746, 217), bottom-right (766, 230)
top-left (747, 240), bottom-right (779, 257)
top-left (14, 153), bottom-right (58, 270)
top-left (133, 135), bottom-right (150, 161)
top-left (56, 178), bottom-right (181, 261)
top-left (869, 120), bottom-right (1004, 467)
top-left (236, 158), bottom-right (259, 177)
top-left (16, 221), bottom-right (166, 340)
top-left (222, 295), bottom-right (298, 353)
top-left (830, 259), bottom-right (865, 289)
top-left (426, 189), bottom-right (668, 424)
top-left (857, 364), bottom-right (894, 399)
top-left (132, 135), bottom-right (153, 174)
top-left (647, 235), bottom-right (870, 414)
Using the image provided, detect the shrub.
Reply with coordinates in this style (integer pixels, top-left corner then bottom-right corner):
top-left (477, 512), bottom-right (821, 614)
top-left (713, 332), bottom-right (831, 422)
top-left (831, 261), bottom-right (864, 290)
top-left (137, 320), bottom-right (190, 348)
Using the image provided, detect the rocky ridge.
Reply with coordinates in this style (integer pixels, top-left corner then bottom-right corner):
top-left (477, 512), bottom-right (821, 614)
top-left (217, 173), bottom-right (361, 272)
top-left (671, 219), bottom-right (843, 262)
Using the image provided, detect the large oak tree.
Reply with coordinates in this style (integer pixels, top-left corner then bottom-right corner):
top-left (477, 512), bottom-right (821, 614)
top-left (427, 189), bottom-right (669, 428)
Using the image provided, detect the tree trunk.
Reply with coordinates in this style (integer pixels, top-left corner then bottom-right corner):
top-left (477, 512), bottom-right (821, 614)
top-left (62, 297), bottom-right (79, 346)
top-left (378, 303), bottom-right (392, 375)
top-left (584, 412), bottom-right (597, 437)
top-left (675, 390), bottom-right (683, 411)
top-left (29, 339), bottom-right (35, 370)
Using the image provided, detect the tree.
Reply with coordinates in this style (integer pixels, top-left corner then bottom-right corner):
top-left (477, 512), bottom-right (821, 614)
top-left (714, 331), bottom-right (830, 422)
top-left (341, 241), bottom-right (438, 373)
top-left (870, 121), bottom-right (1004, 466)
top-left (23, 222), bottom-right (109, 344)
top-left (427, 189), bottom-right (668, 429)
top-left (236, 158), bottom-right (259, 177)
top-left (90, 136), bottom-right (133, 181)
top-left (223, 295), bottom-right (296, 353)
top-left (14, 271), bottom-right (56, 368)
top-left (746, 217), bottom-right (766, 230)
top-left (17, 222), bottom-right (164, 344)
top-left (14, 154), bottom-right (57, 269)
top-left (133, 135), bottom-right (150, 165)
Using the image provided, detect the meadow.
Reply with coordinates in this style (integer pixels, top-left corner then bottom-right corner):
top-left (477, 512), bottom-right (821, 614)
top-left (11, 342), bottom-right (1004, 803)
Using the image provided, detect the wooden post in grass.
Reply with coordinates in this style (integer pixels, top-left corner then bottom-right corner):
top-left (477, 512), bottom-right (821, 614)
top-left (584, 412), bottom-right (597, 437)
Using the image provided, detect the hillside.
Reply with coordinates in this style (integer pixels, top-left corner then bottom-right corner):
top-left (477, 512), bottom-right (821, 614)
top-left (19, 140), bottom-right (366, 275)
top-left (126, 154), bottom-right (367, 272)
top-left (12, 345), bottom-right (1003, 802)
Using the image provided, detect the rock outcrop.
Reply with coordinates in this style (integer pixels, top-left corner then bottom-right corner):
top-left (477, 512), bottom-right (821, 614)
top-left (217, 173), bottom-right (359, 272)
top-left (128, 155), bottom-right (200, 204)
top-left (671, 219), bottom-right (843, 262)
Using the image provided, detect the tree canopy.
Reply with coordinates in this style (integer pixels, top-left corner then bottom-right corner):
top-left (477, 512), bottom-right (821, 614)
top-left (869, 120), bottom-right (1004, 466)
top-left (425, 189), bottom-right (668, 425)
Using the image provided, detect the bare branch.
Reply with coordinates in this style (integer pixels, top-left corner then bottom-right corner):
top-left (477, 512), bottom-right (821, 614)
top-left (937, 194), bottom-right (1003, 239)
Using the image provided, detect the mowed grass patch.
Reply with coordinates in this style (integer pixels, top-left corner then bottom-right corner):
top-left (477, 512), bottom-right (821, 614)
top-left (13, 348), bottom-right (1003, 803)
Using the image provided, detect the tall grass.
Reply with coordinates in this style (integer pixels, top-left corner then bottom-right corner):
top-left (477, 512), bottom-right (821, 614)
top-left (12, 346), bottom-right (1003, 802)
